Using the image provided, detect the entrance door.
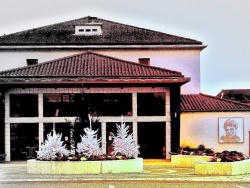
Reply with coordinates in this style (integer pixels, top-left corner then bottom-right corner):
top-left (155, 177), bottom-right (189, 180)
top-left (106, 123), bottom-right (117, 155)
top-left (10, 123), bottom-right (38, 160)
top-left (138, 122), bottom-right (166, 159)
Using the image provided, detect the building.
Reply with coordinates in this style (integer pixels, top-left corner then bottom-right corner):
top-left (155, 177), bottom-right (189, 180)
top-left (0, 16), bottom-right (206, 94)
top-left (3, 15), bottom-right (248, 161)
top-left (0, 51), bottom-right (189, 161)
top-left (216, 89), bottom-right (250, 105)
top-left (181, 93), bottom-right (250, 155)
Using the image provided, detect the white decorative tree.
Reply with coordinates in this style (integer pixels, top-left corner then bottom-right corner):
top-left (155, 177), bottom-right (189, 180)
top-left (111, 116), bottom-right (140, 159)
top-left (76, 114), bottom-right (103, 159)
top-left (36, 129), bottom-right (69, 160)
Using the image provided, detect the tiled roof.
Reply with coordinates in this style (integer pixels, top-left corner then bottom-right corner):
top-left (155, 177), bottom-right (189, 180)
top-left (181, 93), bottom-right (250, 112)
top-left (216, 89), bottom-right (250, 104)
top-left (0, 51), bottom-right (189, 85)
top-left (0, 16), bottom-right (202, 46)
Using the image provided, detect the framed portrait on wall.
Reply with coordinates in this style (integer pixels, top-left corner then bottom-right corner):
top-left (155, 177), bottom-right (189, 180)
top-left (218, 117), bottom-right (244, 143)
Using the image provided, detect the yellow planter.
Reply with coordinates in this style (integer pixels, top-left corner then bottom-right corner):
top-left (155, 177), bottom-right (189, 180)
top-left (27, 158), bottom-right (143, 174)
top-left (171, 155), bottom-right (212, 167)
top-left (195, 159), bottom-right (250, 175)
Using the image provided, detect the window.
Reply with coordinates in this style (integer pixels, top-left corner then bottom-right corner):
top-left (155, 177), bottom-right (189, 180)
top-left (43, 93), bottom-right (132, 117)
top-left (86, 94), bottom-right (132, 116)
top-left (10, 94), bottom-right (38, 117)
top-left (137, 93), bottom-right (165, 116)
top-left (43, 94), bottom-right (76, 117)
top-left (74, 25), bottom-right (103, 35)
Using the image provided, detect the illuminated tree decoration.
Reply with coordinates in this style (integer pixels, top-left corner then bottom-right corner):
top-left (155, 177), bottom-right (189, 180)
top-left (111, 116), bottom-right (140, 159)
top-left (36, 129), bottom-right (69, 160)
top-left (76, 114), bottom-right (103, 159)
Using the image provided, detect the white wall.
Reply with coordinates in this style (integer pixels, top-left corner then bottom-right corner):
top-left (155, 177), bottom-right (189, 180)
top-left (181, 112), bottom-right (250, 156)
top-left (0, 48), bottom-right (202, 94)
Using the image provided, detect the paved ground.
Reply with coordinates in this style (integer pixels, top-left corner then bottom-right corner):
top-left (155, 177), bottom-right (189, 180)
top-left (1, 160), bottom-right (250, 187)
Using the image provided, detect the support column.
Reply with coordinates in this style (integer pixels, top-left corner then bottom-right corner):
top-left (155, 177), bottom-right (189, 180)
top-left (165, 122), bottom-right (171, 159)
top-left (4, 93), bottom-right (10, 161)
top-left (165, 90), bottom-right (171, 159)
top-left (38, 93), bottom-right (44, 149)
top-left (132, 93), bottom-right (137, 117)
top-left (132, 93), bottom-right (138, 145)
top-left (133, 122), bottom-right (138, 146)
top-left (101, 122), bottom-right (106, 154)
top-left (4, 123), bottom-right (10, 161)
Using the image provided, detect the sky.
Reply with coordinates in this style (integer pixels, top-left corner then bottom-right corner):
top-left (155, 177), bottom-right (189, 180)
top-left (0, 0), bottom-right (249, 95)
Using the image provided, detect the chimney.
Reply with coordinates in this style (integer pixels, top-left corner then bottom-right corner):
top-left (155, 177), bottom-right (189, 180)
top-left (26, 59), bottom-right (38, 66)
top-left (139, 58), bottom-right (150, 66)
top-left (87, 16), bottom-right (98, 23)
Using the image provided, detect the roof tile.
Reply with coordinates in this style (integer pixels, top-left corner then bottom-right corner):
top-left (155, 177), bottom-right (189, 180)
top-left (181, 93), bottom-right (250, 112)
top-left (0, 16), bottom-right (202, 46)
top-left (0, 51), bottom-right (184, 78)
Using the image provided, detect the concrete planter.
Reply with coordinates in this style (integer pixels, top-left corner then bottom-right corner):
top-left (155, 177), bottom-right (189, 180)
top-left (195, 159), bottom-right (250, 176)
top-left (171, 155), bottom-right (212, 168)
top-left (27, 158), bottom-right (143, 174)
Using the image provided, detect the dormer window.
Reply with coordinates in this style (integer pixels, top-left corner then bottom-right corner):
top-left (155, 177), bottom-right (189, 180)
top-left (75, 24), bottom-right (103, 36)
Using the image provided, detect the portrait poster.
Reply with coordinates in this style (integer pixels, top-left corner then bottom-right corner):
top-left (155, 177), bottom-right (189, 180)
top-left (218, 117), bottom-right (244, 143)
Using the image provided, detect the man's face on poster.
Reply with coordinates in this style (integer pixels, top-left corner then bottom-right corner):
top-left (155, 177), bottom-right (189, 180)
top-left (225, 125), bottom-right (237, 137)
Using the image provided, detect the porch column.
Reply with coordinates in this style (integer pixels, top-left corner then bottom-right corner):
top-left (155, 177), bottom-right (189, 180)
top-left (4, 93), bottom-right (10, 161)
top-left (101, 122), bottom-right (106, 154)
top-left (165, 90), bottom-right (171, 159)
top-left (4, 123), bottom-right (10, 161)
top-left (166, 122), bottom-right (171, 159)
top-left (133, 122), bottom-right (138, 146)
top-left (38, 93), bottom-right (44, 149)
top-left (132, 92), bottom-right (137, 117)
top-left (132, 93), bottom-right (138, 145)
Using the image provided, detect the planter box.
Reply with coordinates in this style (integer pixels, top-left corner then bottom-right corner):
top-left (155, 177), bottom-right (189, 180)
top-left (101, 158), bottom-right (143, 173)
top-left (195, 159), bottom-right (250, 176)
top-left (171, 155), bottom-right (212, 168)
top-left (27, 158), bottom-right (143, 174)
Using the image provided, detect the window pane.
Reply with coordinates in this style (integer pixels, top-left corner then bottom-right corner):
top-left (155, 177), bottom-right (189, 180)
top-left (43, 93), bottom-right (132, 117)
top-left (137, 93), bottom-right (165, 116)
top-left (85, 94), bottom-right (132, 116)
top-left (10, 94), bottom-right (38, 117)
top-left (43, 94), bottom-right (76, 117)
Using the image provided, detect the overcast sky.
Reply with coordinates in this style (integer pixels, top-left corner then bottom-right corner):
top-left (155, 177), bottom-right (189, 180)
top-left (0, 0), bottom-right (249, 95)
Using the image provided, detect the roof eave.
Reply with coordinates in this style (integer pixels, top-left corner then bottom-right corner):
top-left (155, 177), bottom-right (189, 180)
top-left (0, 44), bottom-right (207, 51)
top-left (0, 77), bottom-right (190, 86)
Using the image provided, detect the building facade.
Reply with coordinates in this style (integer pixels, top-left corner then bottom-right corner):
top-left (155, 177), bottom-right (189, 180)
top-left (180, 93), bottom-right (250, 155)
top-left (0, 51), bottom-right (189, 161)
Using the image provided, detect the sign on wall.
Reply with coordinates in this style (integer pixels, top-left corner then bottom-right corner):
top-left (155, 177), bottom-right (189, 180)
top-left (218, 117), bottom-right (244, 143)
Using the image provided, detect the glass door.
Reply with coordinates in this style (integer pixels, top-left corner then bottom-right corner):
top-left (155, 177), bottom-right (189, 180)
top-left (10, 123), bottom-right (38, 160)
